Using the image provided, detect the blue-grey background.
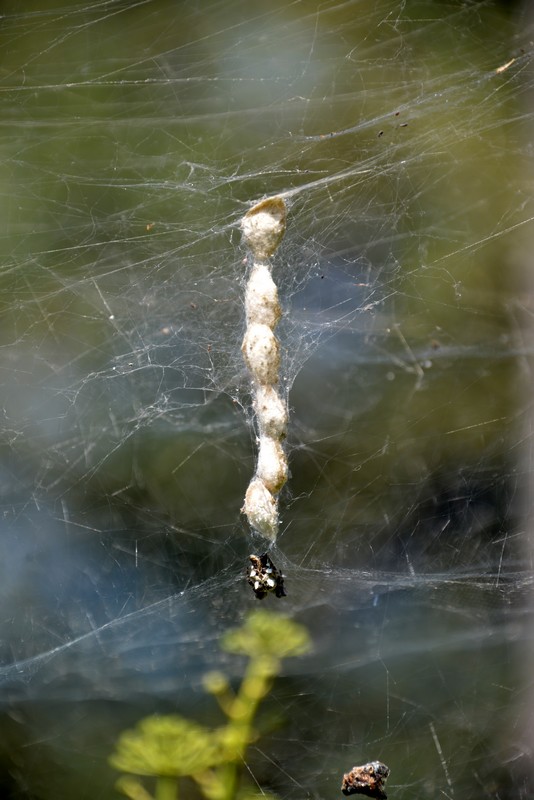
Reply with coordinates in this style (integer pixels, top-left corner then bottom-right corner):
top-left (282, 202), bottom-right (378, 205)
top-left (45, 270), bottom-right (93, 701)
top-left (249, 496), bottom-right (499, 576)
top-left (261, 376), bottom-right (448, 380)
top-left (0, 1), bottom-right (532, 798)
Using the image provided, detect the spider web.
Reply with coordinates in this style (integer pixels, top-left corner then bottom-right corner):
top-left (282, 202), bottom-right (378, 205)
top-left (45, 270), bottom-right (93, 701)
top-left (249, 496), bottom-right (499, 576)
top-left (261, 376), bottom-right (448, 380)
top-left (0, 1), bottom-right (533, 798)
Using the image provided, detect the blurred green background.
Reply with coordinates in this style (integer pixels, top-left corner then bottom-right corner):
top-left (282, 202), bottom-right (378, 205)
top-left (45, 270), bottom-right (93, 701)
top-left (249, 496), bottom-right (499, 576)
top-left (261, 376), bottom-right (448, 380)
top-left (0, 1), bottom-right (533, 798)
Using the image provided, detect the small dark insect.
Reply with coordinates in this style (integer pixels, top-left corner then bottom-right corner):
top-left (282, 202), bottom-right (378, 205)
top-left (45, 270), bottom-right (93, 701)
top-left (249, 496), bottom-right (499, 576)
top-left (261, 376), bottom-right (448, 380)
top-left (341, 762), bottom-right (390, 800)
top-left (247, 553), bottom-right (286, 600)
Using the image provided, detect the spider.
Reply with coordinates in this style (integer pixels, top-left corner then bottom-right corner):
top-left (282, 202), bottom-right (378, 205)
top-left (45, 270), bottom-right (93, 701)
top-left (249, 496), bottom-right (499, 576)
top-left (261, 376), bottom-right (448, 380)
top-left (341, 761), bottom-right (390, 800)
top-left (247, 553), bottom-right (286, 599)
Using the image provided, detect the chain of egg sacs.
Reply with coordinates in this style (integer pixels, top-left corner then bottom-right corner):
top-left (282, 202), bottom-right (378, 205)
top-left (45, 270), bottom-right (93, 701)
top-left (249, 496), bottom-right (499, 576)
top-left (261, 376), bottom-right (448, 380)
top-left (240, 196), bottom-right (288, 542)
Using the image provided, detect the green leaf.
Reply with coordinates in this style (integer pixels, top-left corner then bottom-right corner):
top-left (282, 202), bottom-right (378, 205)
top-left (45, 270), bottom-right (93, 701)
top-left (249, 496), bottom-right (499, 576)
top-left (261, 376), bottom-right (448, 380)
top-left (221, 611), bottom-right (311, 660)
top-left (109, 715), bottom-right (224, 777)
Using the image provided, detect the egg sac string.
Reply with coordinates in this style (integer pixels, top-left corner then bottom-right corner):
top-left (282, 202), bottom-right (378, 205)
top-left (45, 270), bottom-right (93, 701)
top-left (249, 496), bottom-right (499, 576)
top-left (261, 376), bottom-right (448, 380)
top-left (240, 196), bottom-right (289, 544)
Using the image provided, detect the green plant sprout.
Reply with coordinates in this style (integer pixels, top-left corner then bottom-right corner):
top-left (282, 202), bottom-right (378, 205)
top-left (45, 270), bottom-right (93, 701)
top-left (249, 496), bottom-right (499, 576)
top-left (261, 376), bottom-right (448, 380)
top-left (109, 610), bottom-right (311, 800)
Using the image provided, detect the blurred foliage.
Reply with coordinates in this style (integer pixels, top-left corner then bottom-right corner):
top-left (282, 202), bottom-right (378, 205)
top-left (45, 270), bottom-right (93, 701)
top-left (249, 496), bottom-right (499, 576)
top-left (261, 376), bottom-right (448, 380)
top-left (0, 2), bottom-right (530, 799)
top-left (110, 611), bottom-right (311, 800)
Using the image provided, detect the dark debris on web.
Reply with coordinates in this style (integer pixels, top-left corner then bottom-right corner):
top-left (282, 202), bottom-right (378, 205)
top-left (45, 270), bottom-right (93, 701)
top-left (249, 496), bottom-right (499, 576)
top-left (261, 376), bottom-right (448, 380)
top-left (341, 761), bottom-right (390, 800)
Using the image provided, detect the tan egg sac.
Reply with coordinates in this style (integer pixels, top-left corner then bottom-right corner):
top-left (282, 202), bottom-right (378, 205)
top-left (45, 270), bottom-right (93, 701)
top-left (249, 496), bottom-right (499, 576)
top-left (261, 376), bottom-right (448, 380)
top-left (240, 196), bottom-right (288, 542)
top-left (254, 385), bottom-right (288, 439)
top-left (241, 196), bottom-right (287, 260)
top-left (245, 263), bottom-right (281, 328)
top-left (256, 437), bottom-right (288, 494)
top-left (241, 324), bottom-right (280, 386)
top-left (242, 478), bottom-right (279, 543)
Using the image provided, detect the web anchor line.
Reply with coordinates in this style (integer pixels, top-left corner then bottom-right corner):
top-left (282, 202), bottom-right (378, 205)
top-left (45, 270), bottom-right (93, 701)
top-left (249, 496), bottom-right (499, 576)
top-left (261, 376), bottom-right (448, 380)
top-left (240, 196), bottom-right (288, 598)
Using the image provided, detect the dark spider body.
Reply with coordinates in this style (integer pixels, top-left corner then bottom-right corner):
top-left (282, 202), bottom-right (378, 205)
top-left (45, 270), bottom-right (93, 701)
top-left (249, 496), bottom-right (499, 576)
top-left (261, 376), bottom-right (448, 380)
top-left (247, 553), bottom-right (286, 599)
top-left (341, 761), bottom-right (390, 800)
